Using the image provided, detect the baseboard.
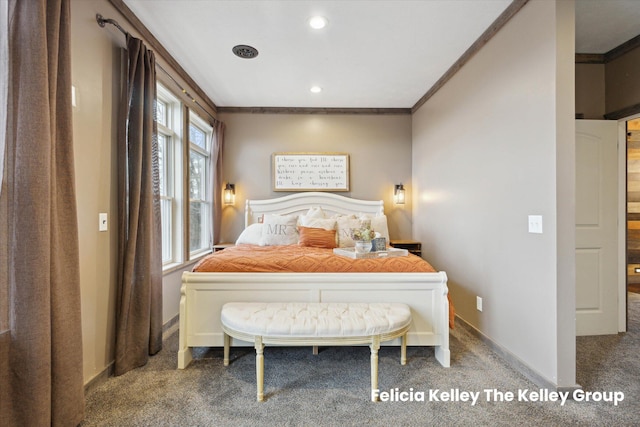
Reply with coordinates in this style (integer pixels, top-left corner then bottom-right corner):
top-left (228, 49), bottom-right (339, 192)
top-left (84, 314), bottom-right (180, 393)
top-left (454, 315), bottom-right (581, 392)
top-left (84, 361), bottom-right (115, 394)
top-left (162, 313), bottom-right (179, 340)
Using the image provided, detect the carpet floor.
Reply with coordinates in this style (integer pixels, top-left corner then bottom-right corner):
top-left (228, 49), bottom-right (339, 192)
top-left (81, 293), bottom-right (639, 426)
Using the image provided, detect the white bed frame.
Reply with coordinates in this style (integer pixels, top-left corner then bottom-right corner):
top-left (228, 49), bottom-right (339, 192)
top-left (178, 192), bottom-right (450, 369)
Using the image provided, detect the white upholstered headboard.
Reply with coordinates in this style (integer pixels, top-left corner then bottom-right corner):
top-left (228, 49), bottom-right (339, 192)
top-left (244, 192), bottom-right (384, 227)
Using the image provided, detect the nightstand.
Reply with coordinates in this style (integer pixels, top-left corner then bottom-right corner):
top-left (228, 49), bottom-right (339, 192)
top-left (212, 242), bottom-right (235, 252)
top-left (389, 239), bottom-right (422, 256)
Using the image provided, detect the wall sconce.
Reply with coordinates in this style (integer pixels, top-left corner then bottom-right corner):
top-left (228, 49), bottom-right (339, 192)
top-left (394, 183), bottom-right (405, 205)
top-left (224, 183), bottom-right (235, 205)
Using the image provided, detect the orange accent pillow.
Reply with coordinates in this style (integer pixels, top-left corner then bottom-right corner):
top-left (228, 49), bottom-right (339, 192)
top-left (298, 226), bottom-right (337, 249)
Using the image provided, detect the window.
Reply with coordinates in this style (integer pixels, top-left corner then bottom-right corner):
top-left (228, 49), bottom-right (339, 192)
top-left (156, 84), bottom-right (183, 267)
top-left (156, 83), bottom-right (216, 269)
top-left (188, 112), bottom-right (213, 258)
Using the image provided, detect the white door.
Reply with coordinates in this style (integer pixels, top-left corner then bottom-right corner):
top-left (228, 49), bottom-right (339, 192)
top-left (575, 120), bottom-right (619, 336)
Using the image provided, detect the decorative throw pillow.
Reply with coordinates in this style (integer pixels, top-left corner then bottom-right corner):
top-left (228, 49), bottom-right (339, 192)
top-left (299, 216), bottom-right (336, 231)
top-left (259, 214), bottom-right (299, 246)
top-left (298, 226), bottom-right (337, 249)
top-left (235, 223), bottom-right (263, 245)
top-left (335, 215), bottom-right (362, 248)
top-left (359, 214), bottom-right (390, 242)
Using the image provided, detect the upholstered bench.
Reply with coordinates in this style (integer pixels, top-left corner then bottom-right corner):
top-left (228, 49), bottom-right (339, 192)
top-left (220, 302), bottom-right (412, 402)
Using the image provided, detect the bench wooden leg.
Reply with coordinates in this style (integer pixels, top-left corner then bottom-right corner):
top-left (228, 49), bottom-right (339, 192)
top-left (401, 333), bottom-right (407, 365)
top-left (255, 336), bottom-right (265, 402)
top-left (370, 335), bottom-right (381, 402)
top-left (312, 345), bottom-right (319, 355)
top-left (223, 333), bottom-right (230, 366)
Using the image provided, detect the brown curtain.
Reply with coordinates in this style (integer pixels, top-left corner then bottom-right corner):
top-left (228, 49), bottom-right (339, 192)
top-left (115, 34), bottom-right (163, 376)
top-left (0, 0), bottom-right (6, 183)
top-left (0, 0), bottom-right (84, 425)
top-left (210, 119), bottom-right (225, 244)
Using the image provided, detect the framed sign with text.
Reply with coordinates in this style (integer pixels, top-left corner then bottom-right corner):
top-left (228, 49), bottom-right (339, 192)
top-left (272, 152), bottom-right (350, 191)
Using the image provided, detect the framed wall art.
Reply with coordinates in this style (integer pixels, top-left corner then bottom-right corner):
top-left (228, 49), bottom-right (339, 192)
top-left (272, 152), bottom-right (350, 191)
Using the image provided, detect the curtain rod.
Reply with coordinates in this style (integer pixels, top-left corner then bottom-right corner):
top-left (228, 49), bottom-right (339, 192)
top-left (96, 13), bottom-right (127, 36)
top-left (95, 14), bottom-right (218, 125)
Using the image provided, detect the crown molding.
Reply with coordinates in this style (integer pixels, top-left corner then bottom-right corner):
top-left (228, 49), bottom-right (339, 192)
top-left (217, 107), bottom-right (411, 115)
top-left (576, 33), bottom-right (640, 64)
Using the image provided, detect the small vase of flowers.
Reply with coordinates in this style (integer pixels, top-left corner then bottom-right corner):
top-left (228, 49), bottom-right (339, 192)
top-left (352, 220), bottom-right (375, 253)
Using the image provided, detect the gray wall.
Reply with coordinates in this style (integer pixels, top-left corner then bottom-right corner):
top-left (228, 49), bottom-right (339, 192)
top-left (575, 63), bottom-right (605, 119)
top-left (575, 46), bottom-right (640, 119)
top-left (218, 113), bottom-right (414, 243)
top-left (411, 0), bottom-right (576, 387)
top-left (606, 47), bottom-right (640, 114)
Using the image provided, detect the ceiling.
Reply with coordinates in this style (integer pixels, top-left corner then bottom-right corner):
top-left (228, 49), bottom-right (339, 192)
top-left (122, 0), bottom-right (640, 110)
top-left (575, 0), bottom-right (640, 53)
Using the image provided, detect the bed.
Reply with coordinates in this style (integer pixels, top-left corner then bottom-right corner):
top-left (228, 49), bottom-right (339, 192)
top-left (178, 192), bottom-right (450, 369)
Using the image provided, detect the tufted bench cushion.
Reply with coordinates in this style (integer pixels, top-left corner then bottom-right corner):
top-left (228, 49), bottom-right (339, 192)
top-left (221, 302), bottom-right (412, 402)
top-left (221, 302), bottom-right (412, 337)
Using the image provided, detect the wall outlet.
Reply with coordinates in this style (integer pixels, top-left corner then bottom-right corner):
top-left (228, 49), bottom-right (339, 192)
top-left (476, 296), bottom-right (483, 312)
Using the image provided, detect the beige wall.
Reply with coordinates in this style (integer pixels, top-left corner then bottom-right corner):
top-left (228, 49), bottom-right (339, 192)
top-left (606, 47), bottom-right (640, 115)
top-left (412, 0), bottom-right (576, 388)
top-left (575, 63), bottom-right (605, 119)
top-left (217, 113), bottom-right (414, 243)
top-left (575, 46), bottom-right (640, 119)
top-left (71, 0), bottom-right (120, 385)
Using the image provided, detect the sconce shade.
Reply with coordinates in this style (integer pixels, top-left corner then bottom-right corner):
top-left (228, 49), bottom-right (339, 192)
top-left (394, 184), bottom-right (405, 205)
top-left (224, 183), bottom-right (235, 205)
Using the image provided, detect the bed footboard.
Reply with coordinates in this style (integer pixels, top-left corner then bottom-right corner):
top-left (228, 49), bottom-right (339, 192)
top-left (178, 271), bottom-right (449, 369)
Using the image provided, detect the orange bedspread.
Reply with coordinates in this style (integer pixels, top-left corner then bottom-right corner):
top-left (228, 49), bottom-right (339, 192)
top-left (192, 244), bottom-right (455, 329)
top-left (193, 244), bottom-right (437, 273)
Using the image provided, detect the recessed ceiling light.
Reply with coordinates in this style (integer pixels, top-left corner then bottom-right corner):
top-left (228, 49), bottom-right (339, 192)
top-left (310, 86), bottom-right (322, 94)
top-left (308, 16), bottom-right (328, 30)
top-left (232, 44), bottom-right (259, 59)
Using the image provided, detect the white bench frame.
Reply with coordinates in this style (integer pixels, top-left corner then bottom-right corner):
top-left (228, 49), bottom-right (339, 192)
top-left (221, 304), bottom-right (411, 402)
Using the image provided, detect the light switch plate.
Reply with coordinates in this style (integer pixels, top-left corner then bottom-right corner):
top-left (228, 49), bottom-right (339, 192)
top-left (528, 215), bottom-right (543, 234)
top-left (99, 213), bottom-right (108, 232)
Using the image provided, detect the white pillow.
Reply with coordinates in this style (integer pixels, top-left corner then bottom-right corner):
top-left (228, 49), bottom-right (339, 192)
top-left (298, 207), bottom-right (327, 228)
top-left (235, 223), bottom-right (263, 245)
top-left (331, 213), bottom-right (356, 219)
top-left (259, 214), bottom-right (299, 246)
top-left (299, 216), bottom-right (336, 231)
top-left (359, 214), bottom-right (390, 242)
top-left (305, 206), bottom-right (326, 219)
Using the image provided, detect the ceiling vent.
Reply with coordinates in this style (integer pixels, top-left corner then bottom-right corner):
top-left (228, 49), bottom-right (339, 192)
top-left (232, 45), bottom-right (259, 59)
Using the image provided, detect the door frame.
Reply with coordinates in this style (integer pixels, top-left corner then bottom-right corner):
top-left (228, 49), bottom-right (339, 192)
top-left (618, 119), bottom-right (626, 333)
